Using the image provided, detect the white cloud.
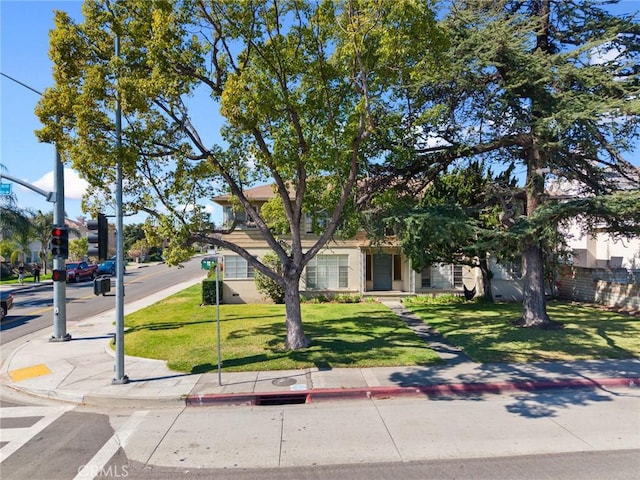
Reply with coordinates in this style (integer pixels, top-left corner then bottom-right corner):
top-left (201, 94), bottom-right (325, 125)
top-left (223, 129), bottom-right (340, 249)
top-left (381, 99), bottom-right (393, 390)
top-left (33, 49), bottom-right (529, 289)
top-left (182, 202), bottom-right (218, 215)
top-left (32, 168), bottom-right (89, 200)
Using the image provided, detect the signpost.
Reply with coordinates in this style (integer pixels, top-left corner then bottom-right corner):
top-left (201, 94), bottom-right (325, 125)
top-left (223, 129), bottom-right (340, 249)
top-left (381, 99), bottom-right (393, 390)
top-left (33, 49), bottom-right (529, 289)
top-left (214, 258), bottom-right (222, 386)
top-left (204, 256), bottom-right (223, 386)
top-left (0, 183), bottom-right (11, 195)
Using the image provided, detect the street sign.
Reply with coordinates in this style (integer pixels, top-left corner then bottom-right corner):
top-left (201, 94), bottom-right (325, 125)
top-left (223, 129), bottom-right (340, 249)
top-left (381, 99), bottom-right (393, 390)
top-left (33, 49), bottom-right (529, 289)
top-left (0, 183), bottom-right (11, 195)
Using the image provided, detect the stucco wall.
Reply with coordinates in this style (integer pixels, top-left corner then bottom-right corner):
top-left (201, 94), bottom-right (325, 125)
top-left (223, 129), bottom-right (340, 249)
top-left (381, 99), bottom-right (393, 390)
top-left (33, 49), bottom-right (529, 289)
top-left (558, 265), bottom-right (640, 311)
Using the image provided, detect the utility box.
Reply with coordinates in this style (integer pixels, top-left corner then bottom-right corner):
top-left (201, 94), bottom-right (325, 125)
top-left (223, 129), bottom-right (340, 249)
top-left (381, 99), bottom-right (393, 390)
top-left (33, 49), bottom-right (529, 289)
top-left (94, 276), bottom-right (111, 296)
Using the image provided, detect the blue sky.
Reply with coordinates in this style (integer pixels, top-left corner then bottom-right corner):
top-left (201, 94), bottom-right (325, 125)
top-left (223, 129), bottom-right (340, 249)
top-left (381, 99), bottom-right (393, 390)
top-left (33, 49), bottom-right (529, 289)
top-left (1, 0), bottom-right (639, 226)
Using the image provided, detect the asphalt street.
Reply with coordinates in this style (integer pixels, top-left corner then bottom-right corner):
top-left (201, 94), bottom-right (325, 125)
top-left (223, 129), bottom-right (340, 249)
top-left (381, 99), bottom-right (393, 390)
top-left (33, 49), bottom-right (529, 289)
top-left (1, 386), bottom-right (638, 479)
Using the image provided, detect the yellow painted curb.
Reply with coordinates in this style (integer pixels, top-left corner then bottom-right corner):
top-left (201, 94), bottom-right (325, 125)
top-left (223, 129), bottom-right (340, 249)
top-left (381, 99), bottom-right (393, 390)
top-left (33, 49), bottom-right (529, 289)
top-left (9, 364), bottom-right (52, 382)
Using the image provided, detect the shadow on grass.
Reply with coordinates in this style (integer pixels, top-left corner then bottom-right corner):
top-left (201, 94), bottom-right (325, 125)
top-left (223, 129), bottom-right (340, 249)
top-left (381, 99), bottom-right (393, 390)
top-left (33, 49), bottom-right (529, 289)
top-left (190, 352), bottom-right (289, 373)
top-left (175, 308), bottom-right (441, 373)
top-left (252, 311), bottom-right (439, 367)
top-left (125, 319), bottom-right (214, 332)
top-left (407, 301), bottom-right (640, 363)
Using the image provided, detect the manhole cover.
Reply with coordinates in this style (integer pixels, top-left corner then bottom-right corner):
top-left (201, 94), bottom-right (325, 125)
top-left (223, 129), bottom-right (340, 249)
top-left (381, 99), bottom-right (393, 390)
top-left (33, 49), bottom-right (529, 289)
top-left (272, 377), bottom-right (297, 387)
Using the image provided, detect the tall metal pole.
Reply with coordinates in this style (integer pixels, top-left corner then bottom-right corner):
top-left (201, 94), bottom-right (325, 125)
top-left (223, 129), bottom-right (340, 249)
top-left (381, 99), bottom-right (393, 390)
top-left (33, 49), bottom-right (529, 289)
top-left (113, 33), bottom-right (128, 384)
top-left (50, 149), bottom-right (70, 341)
top-left (0, 72), bottom-right (69, 342)
top-left (216, 261), bottom-right (222, 386)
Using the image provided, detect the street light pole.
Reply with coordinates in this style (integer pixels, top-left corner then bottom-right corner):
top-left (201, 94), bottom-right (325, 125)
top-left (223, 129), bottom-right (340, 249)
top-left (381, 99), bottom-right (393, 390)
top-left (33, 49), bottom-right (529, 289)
top-left (216, 259), bottom-right (222, 386)
top-left (0, 72), bottom-right (69, 341)
top-left (112, 33), bottom-right (128, 384)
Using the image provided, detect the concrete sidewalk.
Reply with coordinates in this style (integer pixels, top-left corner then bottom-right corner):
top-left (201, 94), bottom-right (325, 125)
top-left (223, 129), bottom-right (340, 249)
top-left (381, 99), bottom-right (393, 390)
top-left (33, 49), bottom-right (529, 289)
top-left (1, 277), bottom-right (639, 408)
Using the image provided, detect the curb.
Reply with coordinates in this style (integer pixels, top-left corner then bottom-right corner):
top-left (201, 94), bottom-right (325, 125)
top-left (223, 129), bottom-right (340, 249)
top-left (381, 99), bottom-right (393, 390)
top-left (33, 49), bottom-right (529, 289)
top-left (185, 377), bottom-right (640, 407)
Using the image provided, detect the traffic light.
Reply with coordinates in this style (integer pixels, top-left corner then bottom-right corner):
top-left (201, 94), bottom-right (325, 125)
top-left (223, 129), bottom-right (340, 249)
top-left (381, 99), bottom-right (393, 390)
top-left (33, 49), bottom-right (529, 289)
top-left (50, 226), bottom-right (69, 258)
top-left (52, 269), bottom-right (66, 282)
top-left (87, 213), bottom-right (108, 260)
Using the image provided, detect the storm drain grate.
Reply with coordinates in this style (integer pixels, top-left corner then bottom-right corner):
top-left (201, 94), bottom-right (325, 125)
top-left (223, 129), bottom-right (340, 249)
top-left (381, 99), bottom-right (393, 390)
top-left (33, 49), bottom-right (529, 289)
top-left (254, 393), bottom-right (309, 406)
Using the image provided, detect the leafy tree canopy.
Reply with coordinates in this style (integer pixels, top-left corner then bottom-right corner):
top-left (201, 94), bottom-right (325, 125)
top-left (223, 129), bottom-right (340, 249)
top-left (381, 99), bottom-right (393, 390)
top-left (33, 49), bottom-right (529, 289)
top-left (365, 0), bottom-right (640, 327)
top-left (35, 0), bottom-right (447, 348)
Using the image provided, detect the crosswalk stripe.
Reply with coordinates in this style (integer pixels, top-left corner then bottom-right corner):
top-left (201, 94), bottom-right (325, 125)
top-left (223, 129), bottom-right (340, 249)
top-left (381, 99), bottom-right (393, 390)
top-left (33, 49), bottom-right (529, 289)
top-left (73, 410), bottom-right (149, 480)
top-left (0, 405), bottom-right (74, 463)
top-left (0, 405), bottom-right (70, 418)
top-left (1, 428), bottom-right (31, 442)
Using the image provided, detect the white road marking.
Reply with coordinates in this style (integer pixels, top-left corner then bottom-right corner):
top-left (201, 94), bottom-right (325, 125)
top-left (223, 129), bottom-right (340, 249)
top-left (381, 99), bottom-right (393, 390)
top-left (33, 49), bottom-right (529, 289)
top-left (72, 410), bottom-right (149, 480)
top-left (0, 405), bottom-right (74, 463)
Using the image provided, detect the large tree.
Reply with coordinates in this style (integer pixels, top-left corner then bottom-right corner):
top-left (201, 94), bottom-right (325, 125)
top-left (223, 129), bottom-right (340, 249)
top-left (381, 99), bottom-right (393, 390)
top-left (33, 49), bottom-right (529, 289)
top-left (368, 0), bottom-right (640, 327)
top-left (36, 0), bottom-right (445, 348)
top-left (371, 160), bottom-right (520, 302)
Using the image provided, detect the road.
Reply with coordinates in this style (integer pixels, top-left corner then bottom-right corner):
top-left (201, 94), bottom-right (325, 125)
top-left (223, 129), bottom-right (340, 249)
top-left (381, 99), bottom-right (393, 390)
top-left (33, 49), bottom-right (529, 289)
top-left (0, 386), bottom-right (638, 480)
top-left (1, 257), bottom-right (205, 346)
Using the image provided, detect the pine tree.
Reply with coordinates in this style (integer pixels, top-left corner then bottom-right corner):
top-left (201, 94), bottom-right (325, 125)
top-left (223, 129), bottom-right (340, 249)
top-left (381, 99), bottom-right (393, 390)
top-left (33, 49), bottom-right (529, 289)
top-left (379, 0), bottom-right (640, 327)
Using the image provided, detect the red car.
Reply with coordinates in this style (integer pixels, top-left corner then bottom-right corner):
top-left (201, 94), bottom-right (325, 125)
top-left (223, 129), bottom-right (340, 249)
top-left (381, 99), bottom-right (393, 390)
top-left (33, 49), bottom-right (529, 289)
top-left (65, 261), bottom-right (98, 283)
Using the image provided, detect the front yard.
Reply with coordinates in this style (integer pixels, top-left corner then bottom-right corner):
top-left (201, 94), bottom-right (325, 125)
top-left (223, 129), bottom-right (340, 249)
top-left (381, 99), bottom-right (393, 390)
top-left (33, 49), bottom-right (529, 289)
top-left (122, 284), bottom-right (640, 372)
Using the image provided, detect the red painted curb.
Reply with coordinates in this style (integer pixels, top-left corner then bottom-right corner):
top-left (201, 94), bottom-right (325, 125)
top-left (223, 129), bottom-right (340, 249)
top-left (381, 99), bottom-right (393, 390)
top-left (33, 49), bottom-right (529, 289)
top-left (184, 377), bottom-right (639, 406)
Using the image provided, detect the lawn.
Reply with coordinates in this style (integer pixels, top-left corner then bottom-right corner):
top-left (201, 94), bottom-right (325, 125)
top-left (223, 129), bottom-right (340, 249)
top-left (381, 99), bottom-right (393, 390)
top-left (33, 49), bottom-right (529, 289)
top-left (404, 296), bottom-right (640, 363)
top-left (123, 284), bottom-right (443, 373)
top-left (123, 284), bottom-right (640, 372)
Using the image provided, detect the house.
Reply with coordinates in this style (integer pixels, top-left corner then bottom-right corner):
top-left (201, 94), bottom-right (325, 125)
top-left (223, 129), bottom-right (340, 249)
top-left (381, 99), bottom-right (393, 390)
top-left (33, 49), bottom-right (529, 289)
top-left (545, 166), bottom-right (640, 270)
top-left (211, 184), bottom-right (526, 303)
top-left (23, 217), bottom-right (89, 265)
top-left (547, 169), bottom-right (640, 311)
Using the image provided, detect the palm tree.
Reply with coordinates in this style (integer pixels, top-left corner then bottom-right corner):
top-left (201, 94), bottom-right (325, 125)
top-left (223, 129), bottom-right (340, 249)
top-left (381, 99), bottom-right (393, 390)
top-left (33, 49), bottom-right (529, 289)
top-left (30, 210), bottom-right (54, 274)
top-left (0, 165), bottom-right (32, 265)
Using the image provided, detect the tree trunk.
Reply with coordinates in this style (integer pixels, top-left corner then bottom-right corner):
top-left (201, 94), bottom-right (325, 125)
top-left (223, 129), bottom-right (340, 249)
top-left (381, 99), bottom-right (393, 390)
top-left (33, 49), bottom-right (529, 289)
top-left (479, 257), bottom-right (493, 302)
top-left (519, 138), bottom-right (558, 328)
top-left (283, 275), bottom-right (311, 349)
top-left (518, 243), bottom-right (556, 328)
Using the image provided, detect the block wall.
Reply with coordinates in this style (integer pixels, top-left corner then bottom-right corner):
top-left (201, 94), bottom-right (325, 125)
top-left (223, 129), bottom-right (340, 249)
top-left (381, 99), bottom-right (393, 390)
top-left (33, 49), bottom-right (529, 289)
top-left (558, 266), bottom-right (640, 311)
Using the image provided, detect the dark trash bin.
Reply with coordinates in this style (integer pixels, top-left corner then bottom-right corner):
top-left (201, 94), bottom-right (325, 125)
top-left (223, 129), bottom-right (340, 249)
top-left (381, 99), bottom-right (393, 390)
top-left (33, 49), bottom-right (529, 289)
top-left (94, 276), bottom-right (111, 296)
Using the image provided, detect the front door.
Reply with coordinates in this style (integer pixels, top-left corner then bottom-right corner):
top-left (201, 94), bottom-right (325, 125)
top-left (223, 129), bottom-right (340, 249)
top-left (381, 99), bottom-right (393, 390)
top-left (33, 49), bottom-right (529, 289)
top-left (372, 254), bottom-right (392, 290)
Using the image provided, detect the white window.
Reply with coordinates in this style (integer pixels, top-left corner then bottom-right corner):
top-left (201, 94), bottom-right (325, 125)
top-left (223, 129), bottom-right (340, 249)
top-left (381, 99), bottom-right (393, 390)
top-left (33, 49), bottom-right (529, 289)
top-left (453, 265), bottom-right (463, 287)
top-left (423, 264), bottom-right (463, 288)
top-left (222, 206), bottom-right (256, 229)
top-left (305, 212), bottom-right (328, 234)
top-left (224, 256), bottom-right (254, 279)
top-left (504, 256), bottom-right (523, 279)
top-left (421, 267), bottom-right (432, 288)
top-left (306, 255), bottom-right (348, 289)
top-left (222, 206), bottom-right (234, 226)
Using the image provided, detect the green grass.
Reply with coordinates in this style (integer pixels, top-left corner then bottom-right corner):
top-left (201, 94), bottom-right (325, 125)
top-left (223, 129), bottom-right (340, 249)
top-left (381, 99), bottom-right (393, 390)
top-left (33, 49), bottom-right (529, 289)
top-left (122, 284), bottom-right (640, 373)
top-left (404, 297), bottom-right (640, 363)
top-left (0, 273), bottom-right (53, 284)
top-left (123, 284), bottom-right (443, 373)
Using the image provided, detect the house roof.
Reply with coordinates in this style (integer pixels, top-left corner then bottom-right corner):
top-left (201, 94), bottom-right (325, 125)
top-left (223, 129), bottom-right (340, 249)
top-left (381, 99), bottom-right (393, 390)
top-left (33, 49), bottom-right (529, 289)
top-left (212, 183), bottom-right (294, 204)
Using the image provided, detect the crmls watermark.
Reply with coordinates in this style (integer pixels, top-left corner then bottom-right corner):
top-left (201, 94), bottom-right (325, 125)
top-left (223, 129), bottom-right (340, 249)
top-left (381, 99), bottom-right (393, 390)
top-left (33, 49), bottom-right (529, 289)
top-left (77, 464), bottom-right (129, 478)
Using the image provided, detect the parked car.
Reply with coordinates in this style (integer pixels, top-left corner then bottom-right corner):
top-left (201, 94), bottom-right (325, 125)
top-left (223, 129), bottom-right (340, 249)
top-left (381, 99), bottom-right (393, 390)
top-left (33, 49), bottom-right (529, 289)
top-left (65, 261), bottom-right (98, 283)
top-left (97, 260), bottom-right (119, 276)
top-left (1, 290), bottom-right (14, 321)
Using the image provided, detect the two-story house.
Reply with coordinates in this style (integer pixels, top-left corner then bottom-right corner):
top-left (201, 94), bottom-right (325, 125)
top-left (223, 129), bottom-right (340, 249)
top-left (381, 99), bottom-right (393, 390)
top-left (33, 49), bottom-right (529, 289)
top-left (211, 184), bottom-right (506, 303)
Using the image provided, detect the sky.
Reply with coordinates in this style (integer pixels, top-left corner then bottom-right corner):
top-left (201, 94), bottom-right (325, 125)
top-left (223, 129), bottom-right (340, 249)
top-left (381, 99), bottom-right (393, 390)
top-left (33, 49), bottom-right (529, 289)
top-left (1, 0), bottom-right (639, 227)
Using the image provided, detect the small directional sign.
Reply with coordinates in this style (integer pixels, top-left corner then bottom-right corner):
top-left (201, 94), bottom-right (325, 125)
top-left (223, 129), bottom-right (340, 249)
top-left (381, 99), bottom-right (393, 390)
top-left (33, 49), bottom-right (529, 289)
top-left (0, 183), bottom-right (11, 195)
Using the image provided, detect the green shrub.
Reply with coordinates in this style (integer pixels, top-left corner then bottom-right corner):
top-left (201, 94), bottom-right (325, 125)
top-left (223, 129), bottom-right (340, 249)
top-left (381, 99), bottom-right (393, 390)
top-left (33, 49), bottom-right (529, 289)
top-left (334, 293), bottom-right (362, 303)
top-left (202, 278), bottom-right (223, 305)
top-left (254, 252), bottom-right (285, 304)
top-left (403, 293), bottom-right (466, 306)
